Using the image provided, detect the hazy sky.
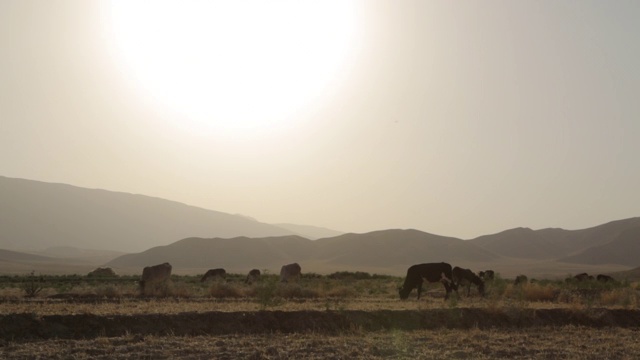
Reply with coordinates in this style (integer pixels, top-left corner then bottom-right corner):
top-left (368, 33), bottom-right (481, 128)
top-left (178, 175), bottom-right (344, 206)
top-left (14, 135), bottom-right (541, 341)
top-left (2, 1), bottom-right (639, 239)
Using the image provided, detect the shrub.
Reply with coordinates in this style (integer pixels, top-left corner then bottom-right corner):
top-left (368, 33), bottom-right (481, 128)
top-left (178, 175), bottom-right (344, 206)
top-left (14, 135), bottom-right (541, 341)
top-left (600, 288), bottom-right (637, 307)
top-left (327, 271), bottom-right (372, 280)
top-left (95, 285), bottom-right (122, 298)
top-left (140, 281), bottom-right (172, 297)
top-left (277, 283), bottom-right (319, 299)
top-left (208, 283), bottom-right (243, 298)
top-left (254, 278), bottom-right (283, 309)
top-left (22, 271), bottom-right (44, 298)
top-left (521, 283), bottom-right (558, 302)
top-left (324, 286), bottom-right (355, 298)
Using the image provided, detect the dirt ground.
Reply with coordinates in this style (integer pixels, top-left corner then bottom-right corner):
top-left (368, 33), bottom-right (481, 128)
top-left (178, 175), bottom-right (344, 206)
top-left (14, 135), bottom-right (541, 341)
top-left (2, 327), bottom-right (640, 359)
top-left (1, 306), bottom-right (640, 359)
top-left (2, 308), bottom-right (640, 341)
top-left (1, 278), bottom-right (639, 359)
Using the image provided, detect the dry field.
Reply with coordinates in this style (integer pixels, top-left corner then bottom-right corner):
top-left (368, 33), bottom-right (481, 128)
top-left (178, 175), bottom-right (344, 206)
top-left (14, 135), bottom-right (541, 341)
top-left (1, 273), bottom-right (640, 359)
top-left (3, 327), bottom-right (640, 359)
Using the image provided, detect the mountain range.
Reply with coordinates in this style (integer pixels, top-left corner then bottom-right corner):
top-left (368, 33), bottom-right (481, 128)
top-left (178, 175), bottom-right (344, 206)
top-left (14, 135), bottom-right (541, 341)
top-left (0, 176), bottom-right (301, 252)
top-left (1, 176), bottom-right (639, 277)
top-left (104, 218), bottom-right (640, 277)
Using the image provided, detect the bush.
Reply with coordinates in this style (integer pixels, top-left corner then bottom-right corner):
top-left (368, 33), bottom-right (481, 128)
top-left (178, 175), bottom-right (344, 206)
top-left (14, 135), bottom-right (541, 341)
top-left (521, 283), bottom-right (558, 302)
top-left (95, 285), bottom-right (122, 298)
top-left (254, 278), bottom-right (283, 309)
top-left (208, 283), bottom-right (243, 298)
top-left (600, 288), bottom-right (637, 307)
top-left (324, 286), bottom-right (355, 298)
top-left (277, 283), bottom-right (319, 299)
top-left (22, 271), bottom-right (44, 298)
top-left (328, 271), bottom-right (372, 280)
top-left (140, 281), bottom-right (172, 297)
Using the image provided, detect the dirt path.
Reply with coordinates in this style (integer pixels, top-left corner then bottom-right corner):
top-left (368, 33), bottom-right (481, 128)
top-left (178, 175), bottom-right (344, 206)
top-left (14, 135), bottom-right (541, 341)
top-left (3, 327), bottom-right (640, 359)
top-left (2, 308), bottom-right (640, 341)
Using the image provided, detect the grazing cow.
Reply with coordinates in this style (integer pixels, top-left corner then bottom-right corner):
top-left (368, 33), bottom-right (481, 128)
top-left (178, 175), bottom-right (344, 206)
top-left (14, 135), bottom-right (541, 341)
top-left (452, 267), bottom-right (485, 297)
top-left (478, 270), bottom-right (495, 281)
top-left (201, 268), bottom-right (227, 282)
top-left (399, 262), bottom-right (458, 300)
top-left (574, 273), bottom-right (593, 282)
top-left (140, 262), bottom-right (172, 292)
top-left (597, 274), bottom-right (615, 283)
top-left (245, 269), bottom-right (261, 284)
top-left (514, 275), bottom-right (528, 285)
top-left (280, 263), bottom-right (302, 283)
top-left (88, 267), bottom-right (116, 277)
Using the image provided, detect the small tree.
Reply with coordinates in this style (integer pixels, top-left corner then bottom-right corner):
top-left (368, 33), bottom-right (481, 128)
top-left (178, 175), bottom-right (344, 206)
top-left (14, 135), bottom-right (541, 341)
top-left (22, 271), bottom-right (44, 298)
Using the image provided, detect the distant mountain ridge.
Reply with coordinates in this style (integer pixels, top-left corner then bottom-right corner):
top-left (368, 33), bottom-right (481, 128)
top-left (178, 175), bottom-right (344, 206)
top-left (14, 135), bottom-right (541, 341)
top-left (274, 223), bottom-right (344, 240)
top-left (106, 218), bottom-right (640, 276)
top-left (2, 176), bottom-right (639, 277)
top-left (0, 176), bottom-right (294, 253)
top-left (3, 218), bottom-right (638, 277)
top-left (106, 229), bottom-right (500, 273)
top-left (468, 217), bottom-right (640, 264)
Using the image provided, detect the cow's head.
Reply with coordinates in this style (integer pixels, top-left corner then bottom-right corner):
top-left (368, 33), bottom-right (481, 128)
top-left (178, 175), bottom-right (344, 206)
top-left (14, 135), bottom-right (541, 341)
top-left (478, 281), bottom-right (485, 297)
top-left (398, 286), bottom-right (410, 300)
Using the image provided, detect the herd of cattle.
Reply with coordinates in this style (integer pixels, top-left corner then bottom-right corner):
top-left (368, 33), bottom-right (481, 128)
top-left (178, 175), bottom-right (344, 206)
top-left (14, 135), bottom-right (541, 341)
top-left (134, 261), bottom-right (616, 300)
top-left (398, 262), bottom-right (617, 300)
top-left (139, 262), bottom-right (302, 292)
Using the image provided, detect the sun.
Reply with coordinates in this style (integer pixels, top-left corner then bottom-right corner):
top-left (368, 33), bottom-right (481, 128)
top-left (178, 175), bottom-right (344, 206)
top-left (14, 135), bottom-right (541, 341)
top-left (105, 1), bottom-right (359, 137)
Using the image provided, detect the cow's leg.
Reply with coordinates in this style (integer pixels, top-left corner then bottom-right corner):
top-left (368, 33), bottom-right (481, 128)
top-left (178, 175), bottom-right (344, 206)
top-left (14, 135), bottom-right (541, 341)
top-left (443, 282), bottom-right (451, 300)
top-left (416, 281), bottom-right (423, 300)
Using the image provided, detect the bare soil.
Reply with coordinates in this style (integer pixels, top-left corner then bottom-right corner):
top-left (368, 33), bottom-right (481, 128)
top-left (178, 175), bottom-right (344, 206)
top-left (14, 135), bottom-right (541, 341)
top-left (1, 278), bottom-right (639, 359)
top-left (2, 327), bottom-right (640, 359)
top-left (1, 308), bottom-right (640, 342)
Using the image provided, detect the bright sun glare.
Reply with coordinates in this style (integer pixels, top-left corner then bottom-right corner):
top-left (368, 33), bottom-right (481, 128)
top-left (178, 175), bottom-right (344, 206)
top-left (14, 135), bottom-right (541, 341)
top-left (106, 1), bottom-right (359, 137)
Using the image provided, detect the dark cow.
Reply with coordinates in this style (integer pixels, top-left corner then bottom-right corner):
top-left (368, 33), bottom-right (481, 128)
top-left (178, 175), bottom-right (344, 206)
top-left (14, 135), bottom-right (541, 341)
top-left (597, 274), bottom-right (615, 283)
top-left (399, 262), bottom-right (457, 300)
top-left (245, 269), bottom-right (261, 284)
top-left (140, 262), bottom-right (172, 292)
top-left (514, 274), bottom-right (528, 285)
top-left (574, 273), bottom-right (594, 282)
top-left (280, 263), bottom-right (302, 283)
top-left (452, 267), bottom-right (485, 297)
top-left (478, 270), bottom-right (495, 281)
top-left (201, 268), bottom-right (227, 282)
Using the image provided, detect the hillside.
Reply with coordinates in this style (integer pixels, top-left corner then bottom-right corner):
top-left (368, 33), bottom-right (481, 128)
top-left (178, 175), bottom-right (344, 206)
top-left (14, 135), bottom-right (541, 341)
top-left (2, 176), bottom-right (639, 276)
top-left (469, 218), bottom-right (640, 263)
top-left (106, 229), bottom-right (501, 274)
top-left (610, 265), bottom-right (640, 282)
top-left (107, 235), bottom-right (314, 270)
top-left (0, 249), bottom-right (53, 263)
top-left (0, 248), bottom-right (107, 275)
top-left (469, 227), bottom-right (579, 259)
top-left (314, 229), bottom-right (498, 266)
top-left (0, 176), bottom-right (294, 253)
top-left (560, 226), bottom-right (640, 267)
top-left (105, 219), bottom-right (640, 276)
top-left (274, 223), bottom-right (344, 240)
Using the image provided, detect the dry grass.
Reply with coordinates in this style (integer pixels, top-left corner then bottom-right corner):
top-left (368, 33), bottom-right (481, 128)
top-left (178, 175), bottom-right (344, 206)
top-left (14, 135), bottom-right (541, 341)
top-left (2, 327), bottom-right (640, 359)
top-left (1, 273), bottom-right (639, 315)
top-left (207, 282), bottom-right (244, 298)
top-left (600, 288), bottom-right (638, 308)
top-left (2, 274), bottom-right (640, 359)
top-left (521, 283), bottom-right (559, 302)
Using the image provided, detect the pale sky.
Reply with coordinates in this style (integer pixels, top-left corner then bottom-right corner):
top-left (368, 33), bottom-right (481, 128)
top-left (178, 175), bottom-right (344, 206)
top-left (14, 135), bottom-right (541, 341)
top-left (1, 1), bottom-right (639, 240)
